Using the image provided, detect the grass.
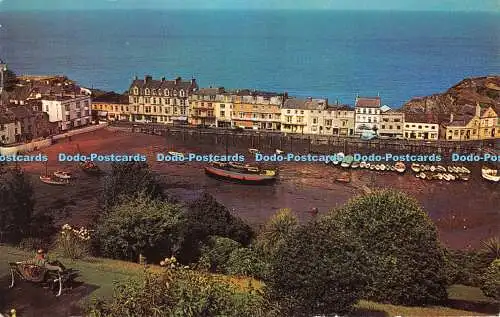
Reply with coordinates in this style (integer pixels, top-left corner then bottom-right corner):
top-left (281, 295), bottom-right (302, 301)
top-left (1, 245), bottom-right (497, 316)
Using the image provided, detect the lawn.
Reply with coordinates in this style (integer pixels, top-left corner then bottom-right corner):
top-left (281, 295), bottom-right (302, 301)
top-left (0, 245), bottom-right (497, 316)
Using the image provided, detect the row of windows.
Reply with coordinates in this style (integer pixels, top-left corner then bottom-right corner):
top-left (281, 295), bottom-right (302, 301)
top-left (405, 124), bottom-right (437, 129)
top-left (356, 108), bottom-right (380, 114)
top-left (380, 125), bottom-right (402, 130)
top-left (133, 87), bottom-right (186, 97)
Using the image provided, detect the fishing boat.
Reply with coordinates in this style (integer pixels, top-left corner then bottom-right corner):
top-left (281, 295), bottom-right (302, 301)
top-left (40, 162), bottom-right (68, 185)
top-left (394, 162), bottom-right (406, 173)
top-left (341, 155), bottom-right (353, 168)
top-left (80, 161), bottom-right (101, 175)
top-left (204, 161), bottom-right (277, 184)
top-left (481, 166), bottom-right (500, 182)
top-left (40, 175), bottom-right (69, 185)
top-left (411, 163), bottom-right (420, 173)
top-left (54, 171), bottom-right (72, 180)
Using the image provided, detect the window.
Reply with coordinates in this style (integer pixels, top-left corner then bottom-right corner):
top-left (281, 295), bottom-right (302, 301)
top-left (286, 110), bottom-right (290, 114)
top-left (221, 104), bottom-right (225, 109)
top-left (145, 106), bottom-right (151, 113)
top-left (179, 90), bottom-right (185, 97)
top-left (381, 125), bottom-right (386, 129)
top-left (220, 111), bottom-right (225, 117)
top-left (145, 88), bottom-right (150, 95)
top-left (286, 116), bottom-right (292, 123)
top-left (313, 118), bottom-right (318, 124)
top-left (300, 111), bottom-right (304, 115)
top-left (152, 89), bottom-right (156, 95)
top-left (165, 89), bottom-right (169, 96)
top-left (133, 87), bottom-right (139, 95)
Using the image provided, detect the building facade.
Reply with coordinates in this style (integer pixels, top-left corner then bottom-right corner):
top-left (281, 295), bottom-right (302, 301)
top-left (41, 95), bottom-right (92, 131)
top-left (188, 88), bottom-right (221, 127)
top-left (379, 110), bottom-right (404, 138)
top-left (0, 111), bottom-right (20, 145)
top-left (403, 113), bottom-right (440, 141)
top-left (91, 93), bottom-right (130, 122)
top-left (478, 105), bottom-right (499, 139)
top-left (354, 96), bottom-right (381, 135)
top-left (322, 105), bottom-right (355, 136)
top-left (232, 90), bottom-right (283, 130)
top-left (128, 76), bottom-right (198, 125)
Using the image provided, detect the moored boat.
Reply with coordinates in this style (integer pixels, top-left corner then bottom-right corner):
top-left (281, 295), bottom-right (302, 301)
top-left (411, 163), bottom-right (420, 173)
top-left (341, 155), bottom-right (353, 168)
top-left (351, 160), bottom-right (360, 169)
top-left (205, 162), bottom-right (277, 184)
top-left (394, 162), bottom-right (406, 173)
top-left (80, 161), bottom-right (102, 175)
top-left (54, 171), bottom-right (72, 180)
top-left (248, 148), bottom-right (259, 154)
top-left (481, 166), bottom-right (500, 182)
top-left (275, 149), bottom-right (284, 154)
top-left (335, 171), bottom-right (351, 183)
top-left (40, 175), bottom-right (69, 185)
top-left (360, 161), bottom-right (367, 169)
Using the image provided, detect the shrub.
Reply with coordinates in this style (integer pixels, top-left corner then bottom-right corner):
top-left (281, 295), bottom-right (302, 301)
top-left (480, 237), bottom-right (500, 263)
top-left (254, 208), bottom-right (298, 260)
top-left (185, 193), bottom-right (254, 245)
top-left (225, 247), bottom-right (268, 279)
top-left (481, 259), bottom-right (500, 300)
top-left (102, 162), bottom-right (164, 211)
top-left (266, 217), bottom-right (368, 316)
top-left (197, 236), bottom-right (242, 272)
top-left (95, 195), bottom-right (184, 262)
top-left (19, 237), bottom-right (45, 252)
top-left (333, 190), bottom-right (448, 305)
top-left (0, 167), bottom-right (35, 244)
top-left (444, 249), bottom-right (490, 287)
top-left (87, 269), bottom-right (278, 317)
top-left (55, 224), bottom-right (91, 259)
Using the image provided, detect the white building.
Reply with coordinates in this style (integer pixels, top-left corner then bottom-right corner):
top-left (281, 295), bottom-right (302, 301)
top-left (41, 95), bottom-right (92, 131)
top-left (354, 96), bottom-right (381, 135)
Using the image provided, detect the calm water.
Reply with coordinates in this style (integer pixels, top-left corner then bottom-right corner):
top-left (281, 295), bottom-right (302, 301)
top-left (0, 10), bottom-right (498, 106)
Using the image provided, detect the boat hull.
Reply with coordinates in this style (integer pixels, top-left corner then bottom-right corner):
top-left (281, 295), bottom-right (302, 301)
top-left (204, 166), bottom-right (276, 185)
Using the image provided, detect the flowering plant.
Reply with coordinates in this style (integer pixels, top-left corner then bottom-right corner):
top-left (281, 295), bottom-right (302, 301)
top-left (56, 224), bottom-right (93, 259)
top-left (160, 256), bottom-right (189, 270)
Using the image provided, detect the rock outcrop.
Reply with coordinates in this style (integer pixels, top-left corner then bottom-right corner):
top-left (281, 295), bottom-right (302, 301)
top-left (402, 76), bottom-right (500, 122)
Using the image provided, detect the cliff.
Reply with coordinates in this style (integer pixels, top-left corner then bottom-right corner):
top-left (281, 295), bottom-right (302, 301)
top-left (402, 76), bottom-right (500, 122)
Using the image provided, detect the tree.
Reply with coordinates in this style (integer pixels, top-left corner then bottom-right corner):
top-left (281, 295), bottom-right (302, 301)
top-left (333, 189), bottom-right (448, 305)
top-left (197, 236), bottom-right (242, 273)
top-left (95, 195), bottom-right (184, 262)
top-left (102, 162), bottom-right (164, 211)
top-left (266, 218), bottom-right (368, 316)
top-left (254, 208), bottom-right (298, 260)
top-left (185, 192), bottom-right (254, 245)
top-left (481, 259), bottom-right (500, 300)
top-left (225, 247), bottom-right (267, 279)
top-left (4, 69), bottom-right (18, 92)
top-left (480, 237), bottom-right (500, 263)
top-left (0, 167), bottom-right (35, 243)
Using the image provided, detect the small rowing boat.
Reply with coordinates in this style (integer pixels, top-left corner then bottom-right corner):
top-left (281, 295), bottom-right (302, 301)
top-left (341, 155), bottom-right (353, 168)
top-left (411, 163), bottom-right (420, 173)
top-left (205, 162), bottom-right (277, 184)
top-left (275, 149), bottom-right (284, 154)
top-left (336, 171), bottom-right (351, 183)
top-left (248, 148), bottom-right (259, 154)
top-left (436, 165), bottom-right (446, 172)
top-left (351, 160), bottom-right (360, 169)
top-left (168, 151), bottom-right (185, 158)
top-left (360, 161), bottom-right (367, 169)
top-left (482, 166), bottom-right (500, 182)
top-left (394, 162), bottom-right (406, 173)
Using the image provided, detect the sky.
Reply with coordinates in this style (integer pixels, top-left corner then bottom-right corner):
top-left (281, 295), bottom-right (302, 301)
top-left (0, 0), bottom-right (498, 12)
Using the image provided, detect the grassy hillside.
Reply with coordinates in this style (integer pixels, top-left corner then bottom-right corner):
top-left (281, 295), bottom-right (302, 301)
top-left (0, 246), bottom-right (497, 317)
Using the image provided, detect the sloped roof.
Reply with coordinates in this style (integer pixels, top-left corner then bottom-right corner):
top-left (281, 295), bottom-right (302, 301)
top-left (355, 96), bottom-right (381, 108)
top-left (283, 98), bottom-right (327, 110)
top-left (129, 76), bottom-right (198, 92)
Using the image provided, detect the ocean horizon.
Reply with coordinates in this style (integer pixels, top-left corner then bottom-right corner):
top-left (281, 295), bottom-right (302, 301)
top-left (0, 10), bottom-right (498, 106)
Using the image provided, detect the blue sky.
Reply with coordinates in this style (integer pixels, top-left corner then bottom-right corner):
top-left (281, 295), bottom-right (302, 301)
top-left (0, 0), bottom-right (498, 11)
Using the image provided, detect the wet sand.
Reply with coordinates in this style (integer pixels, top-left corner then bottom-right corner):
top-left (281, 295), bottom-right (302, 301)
top-left (20, 128), bottom-right (499, 250)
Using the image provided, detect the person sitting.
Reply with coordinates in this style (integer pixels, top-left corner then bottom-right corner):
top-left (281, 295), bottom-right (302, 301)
top-left (29, 249), bottom-right (64, 272)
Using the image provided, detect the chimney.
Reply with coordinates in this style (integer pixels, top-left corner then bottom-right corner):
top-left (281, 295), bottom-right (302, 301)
top-left (134, 75), bottom-right (138, 80)
top-left (191, 78), bottom-right (196, 86)
top-left (175, 77), bottom-right (181, 85)
top-left (449, 113), bottom-right (454, 123)
top-left (161, 77), bottom-right (165, 82)
top-left (475, 102), bottom-right (481, 118)
top-left (144, 75), bottom-right (152, 83)
top-left (307, 96), bottom-right (312, 101)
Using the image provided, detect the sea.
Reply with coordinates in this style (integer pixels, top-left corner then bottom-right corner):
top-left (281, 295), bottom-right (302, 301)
top-left (0, 10), bottom-right (498, 106)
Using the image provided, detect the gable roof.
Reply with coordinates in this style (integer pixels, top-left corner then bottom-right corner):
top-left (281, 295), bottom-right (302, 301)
top-left (355, 96), bottom-right (381, 108)
top-left (129, 76), bottom-right (198, 93)
top-left (283, 98), bottom-right (327, 110)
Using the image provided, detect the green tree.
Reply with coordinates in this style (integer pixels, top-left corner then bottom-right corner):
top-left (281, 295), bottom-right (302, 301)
top-left (197, 236), bottom-right (242, 273)
top-left (334, 190), bottom-right (448, 305)
top-left (225, 247), bottom-right (267, 279)
top-left (95, 195), bottom-right (184, 262)
top-left (0, 167), bottom-right (35, 243)
top-left (481, 259), bottom-right (500, 300)
top-left (102, 162), bottom-right (164, 211)
top-left (185, 192), bottom-right (254, 245)
top-left (254, 208), bottom-right (298, 260)
top-left (4, 69), bottom-right (18, 92)
top-left (266, 218), bottom-right (368, 316)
